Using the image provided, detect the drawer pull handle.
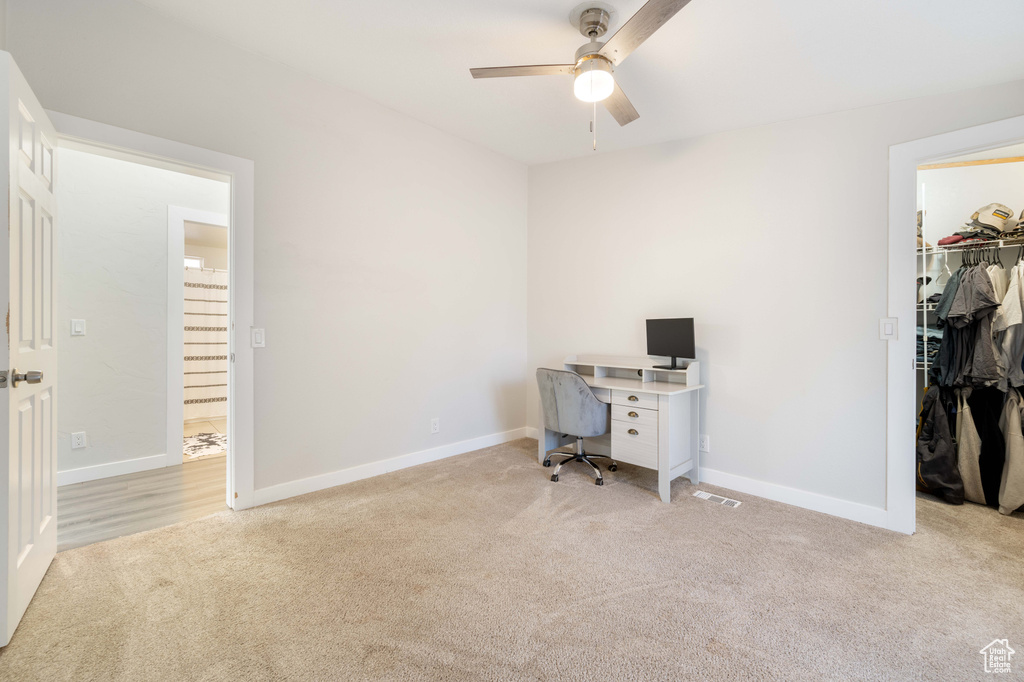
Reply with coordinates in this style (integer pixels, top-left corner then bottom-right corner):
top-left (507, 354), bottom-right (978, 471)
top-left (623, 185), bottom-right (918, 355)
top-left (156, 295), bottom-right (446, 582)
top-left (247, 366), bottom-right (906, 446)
top-left (628, 429), bottom-right (638, 436)
top-left (627, 395), bottom-right (639, 402)
top-left (628, 411), bottom-right (639, 418)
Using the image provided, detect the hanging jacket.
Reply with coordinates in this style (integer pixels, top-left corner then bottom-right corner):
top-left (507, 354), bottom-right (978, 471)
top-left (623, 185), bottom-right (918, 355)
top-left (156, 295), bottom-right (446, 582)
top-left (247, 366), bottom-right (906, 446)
top-left (949, 264), bottom-right (1001, 387)
top-left (933, 269), bottom-right (963, 387)
top-left (969, 386), bottom-right (1006, 507)
top-left (916, 385), bottom-right (963, 504)
top-left (956, 387), bottom-right (986, 505)
top-left (998, 388), bottom-right (1024, 515)
top-left (992, 262), bottom-right (1024, 390)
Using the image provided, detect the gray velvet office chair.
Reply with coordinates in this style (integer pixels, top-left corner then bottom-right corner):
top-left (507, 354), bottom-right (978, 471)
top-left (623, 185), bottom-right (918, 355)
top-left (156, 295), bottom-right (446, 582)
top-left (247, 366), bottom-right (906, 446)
top-left (536, 368), bottom-right (616, 485)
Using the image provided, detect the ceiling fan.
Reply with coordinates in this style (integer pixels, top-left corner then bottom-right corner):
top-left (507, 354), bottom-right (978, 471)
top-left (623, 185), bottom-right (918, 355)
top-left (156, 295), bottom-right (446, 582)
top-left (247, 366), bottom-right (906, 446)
top-left (470, 0), bottom-right (693, 127)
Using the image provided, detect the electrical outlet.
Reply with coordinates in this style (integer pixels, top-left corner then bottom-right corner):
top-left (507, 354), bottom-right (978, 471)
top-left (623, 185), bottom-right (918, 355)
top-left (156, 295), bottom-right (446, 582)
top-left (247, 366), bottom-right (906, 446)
top-left (71, 432), bottom-right (86, 449)
top-left (699, 434), bottom-right (710, 453)
top-left (430, 418), bottom-right (440, 434)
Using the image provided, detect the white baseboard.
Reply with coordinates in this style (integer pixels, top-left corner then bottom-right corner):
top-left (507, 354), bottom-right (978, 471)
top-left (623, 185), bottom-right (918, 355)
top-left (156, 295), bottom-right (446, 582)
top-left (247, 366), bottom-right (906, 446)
top-left (525, 426), bottom-right (539, 440)
top-left (700, 467), bottom-right (888, 529)
top-left (253, 427), bottom-right (529, 507)
top-left (58, 453), bottom-right (167, 486)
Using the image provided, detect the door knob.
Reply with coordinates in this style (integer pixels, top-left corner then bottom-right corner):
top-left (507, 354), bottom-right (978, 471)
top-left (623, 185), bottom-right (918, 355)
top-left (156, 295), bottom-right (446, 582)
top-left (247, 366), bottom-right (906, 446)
top-left (11, 369), bottom-right (42, 387)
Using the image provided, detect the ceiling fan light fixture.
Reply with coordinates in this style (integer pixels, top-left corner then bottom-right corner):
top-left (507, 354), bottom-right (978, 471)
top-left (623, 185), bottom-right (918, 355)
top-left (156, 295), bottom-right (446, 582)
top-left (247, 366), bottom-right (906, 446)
top-left (573, 56), bottom-right (614, 103)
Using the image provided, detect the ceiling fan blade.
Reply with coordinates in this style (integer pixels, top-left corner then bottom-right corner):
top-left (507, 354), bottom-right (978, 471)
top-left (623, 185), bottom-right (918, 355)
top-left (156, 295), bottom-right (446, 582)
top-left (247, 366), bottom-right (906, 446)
top-left (603, 82), bottom-right (639, 126)
top-left (470, 64), bottom-right (575, 79)
top-left (599, 0), bottom-right (693, 66)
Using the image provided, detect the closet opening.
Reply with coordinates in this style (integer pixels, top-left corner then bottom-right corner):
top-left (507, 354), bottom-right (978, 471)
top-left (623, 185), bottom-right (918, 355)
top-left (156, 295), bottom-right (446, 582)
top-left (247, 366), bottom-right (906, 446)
top-left (915, 143), bottom-right (1024, 525)
top-left (178, 211), bottom-right (230, 465)
top-left (54, 140), bottom-right (234, 551)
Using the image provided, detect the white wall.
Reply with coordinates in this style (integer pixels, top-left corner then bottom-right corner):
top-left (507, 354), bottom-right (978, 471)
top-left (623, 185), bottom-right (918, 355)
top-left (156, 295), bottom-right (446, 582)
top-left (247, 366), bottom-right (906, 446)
top-left (8, 0), bottom-right (528, 491)
top-left (528, 81), bottom-right (1024, 512)
top-left (57, 147), bottom-right (229, 474)
top-left (919, 161), bottom-right (1024, 243)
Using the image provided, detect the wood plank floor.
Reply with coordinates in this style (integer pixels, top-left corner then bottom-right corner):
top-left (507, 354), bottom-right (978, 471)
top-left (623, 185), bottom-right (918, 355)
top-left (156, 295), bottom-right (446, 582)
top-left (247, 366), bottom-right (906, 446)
top-left (57, 455), bottom-right (228, 552)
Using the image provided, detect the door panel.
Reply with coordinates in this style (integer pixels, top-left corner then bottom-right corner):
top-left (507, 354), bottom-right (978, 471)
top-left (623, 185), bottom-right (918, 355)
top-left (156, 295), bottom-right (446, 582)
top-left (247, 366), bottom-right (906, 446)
top-left (1, 52), bottom-right (58, 647)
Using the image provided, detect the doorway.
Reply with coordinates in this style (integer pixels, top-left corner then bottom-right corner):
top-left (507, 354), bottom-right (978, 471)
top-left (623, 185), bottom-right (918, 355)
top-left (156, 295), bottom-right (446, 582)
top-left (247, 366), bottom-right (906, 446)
top-left (45, 113), bottom-right (255, 551)
top-left (914, 144), bottom-right (1024, 527)
top-left (53, 144), bottom-right (231, 550)
top-left (175, 209), bottom-right (231, 465)
top-left (887, 114), bottom-right (1024, 533)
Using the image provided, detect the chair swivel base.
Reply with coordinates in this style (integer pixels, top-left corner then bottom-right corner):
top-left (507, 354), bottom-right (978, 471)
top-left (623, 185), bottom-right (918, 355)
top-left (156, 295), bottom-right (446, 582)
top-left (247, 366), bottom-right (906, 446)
top-left (544, 451), bottom-right (616, 486)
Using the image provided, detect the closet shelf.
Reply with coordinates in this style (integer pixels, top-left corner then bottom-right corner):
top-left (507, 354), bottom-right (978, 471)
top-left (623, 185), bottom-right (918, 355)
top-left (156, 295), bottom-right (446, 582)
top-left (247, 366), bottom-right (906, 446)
top-left (918, 237), bottom-right (1024, 256)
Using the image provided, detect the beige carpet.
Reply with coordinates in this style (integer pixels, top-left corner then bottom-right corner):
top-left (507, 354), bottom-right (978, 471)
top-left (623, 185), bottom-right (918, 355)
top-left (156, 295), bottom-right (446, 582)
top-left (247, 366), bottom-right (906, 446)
top-left (0, 438), bottom-right (1021, 681)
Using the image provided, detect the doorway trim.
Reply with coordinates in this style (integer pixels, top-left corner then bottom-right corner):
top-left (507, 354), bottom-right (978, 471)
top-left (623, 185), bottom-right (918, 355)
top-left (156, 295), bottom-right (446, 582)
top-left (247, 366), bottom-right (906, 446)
top-left (887, 113), bottom-right (1024, 534)
top-left (168, 206), bottom-right (229, 470)
top-left (50, 111), bottom-right (256, 510)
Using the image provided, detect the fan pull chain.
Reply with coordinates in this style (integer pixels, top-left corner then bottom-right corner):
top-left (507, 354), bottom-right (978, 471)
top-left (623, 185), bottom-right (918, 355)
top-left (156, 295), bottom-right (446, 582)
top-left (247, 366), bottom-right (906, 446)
top-left (592, 100), bottom-right (597, 151)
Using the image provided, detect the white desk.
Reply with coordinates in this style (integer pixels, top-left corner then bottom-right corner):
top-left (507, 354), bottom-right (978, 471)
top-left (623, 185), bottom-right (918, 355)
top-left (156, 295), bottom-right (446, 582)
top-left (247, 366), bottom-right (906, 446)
top-left (538, 355), bottom-right (703, 503)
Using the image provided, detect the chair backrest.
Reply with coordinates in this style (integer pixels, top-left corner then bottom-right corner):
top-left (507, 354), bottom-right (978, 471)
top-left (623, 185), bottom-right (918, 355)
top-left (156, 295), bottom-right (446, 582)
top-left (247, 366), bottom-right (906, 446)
top-left (535, 368), bottom-right (609, 439)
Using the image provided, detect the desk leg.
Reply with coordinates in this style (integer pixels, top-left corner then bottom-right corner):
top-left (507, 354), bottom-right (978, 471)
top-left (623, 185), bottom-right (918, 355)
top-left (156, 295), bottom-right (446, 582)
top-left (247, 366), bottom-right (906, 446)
top-left (658, 395), bottom-right (671, 503)
top-left (690, 391), bottom-right (700, 485)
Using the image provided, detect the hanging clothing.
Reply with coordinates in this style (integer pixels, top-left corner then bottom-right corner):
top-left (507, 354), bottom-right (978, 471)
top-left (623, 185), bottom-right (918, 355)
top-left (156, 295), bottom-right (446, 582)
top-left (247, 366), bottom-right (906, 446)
top-left (916, 385), bottom-right (963, 504)
top-left (992, 262), bottom-right (1024, 390)
top-left (933, 268), bottom-right (963, 387)
top-left (987, 263), bottom-right (1008, 302)
top-left (998, 388), bottom-right (1024, 515)
top-left (969, 386), bottom-right (1007, 508)
top-left (948, 264), bottom-right (1001, 387)
top-left (956, 387), bottom-right (986, 505)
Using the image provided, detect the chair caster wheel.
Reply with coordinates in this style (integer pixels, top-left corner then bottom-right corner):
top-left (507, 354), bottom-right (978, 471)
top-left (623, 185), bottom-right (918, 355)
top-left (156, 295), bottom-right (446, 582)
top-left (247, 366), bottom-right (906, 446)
top-left (543, 460), bottom-right (551, 467)
top-left (595, 478), bottom-right (604, 486)
top-left (608, 464), bottom-right (617, 471)
top-left (550, 474), bottom-right (559, 482)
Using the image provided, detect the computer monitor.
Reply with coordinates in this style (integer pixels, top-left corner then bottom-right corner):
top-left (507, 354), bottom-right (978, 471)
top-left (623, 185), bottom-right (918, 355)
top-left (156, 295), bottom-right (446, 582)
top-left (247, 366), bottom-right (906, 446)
top-left (646, 318), bottom-right (695, 370)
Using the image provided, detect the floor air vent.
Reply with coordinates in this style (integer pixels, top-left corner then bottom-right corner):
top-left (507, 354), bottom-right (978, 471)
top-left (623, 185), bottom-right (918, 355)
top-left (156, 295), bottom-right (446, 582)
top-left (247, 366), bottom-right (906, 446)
top-left (693, 490), bottom-right (742, 508)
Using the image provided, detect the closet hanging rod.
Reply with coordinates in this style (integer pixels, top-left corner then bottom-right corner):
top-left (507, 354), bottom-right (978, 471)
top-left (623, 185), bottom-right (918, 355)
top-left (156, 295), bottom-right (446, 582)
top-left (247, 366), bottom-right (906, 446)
top-left (918, 238), bottom-right (1024, 256)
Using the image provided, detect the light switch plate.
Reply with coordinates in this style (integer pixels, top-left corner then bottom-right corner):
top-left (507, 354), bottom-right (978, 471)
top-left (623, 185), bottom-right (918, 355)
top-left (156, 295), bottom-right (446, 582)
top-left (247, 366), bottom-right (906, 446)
top-left (71, 319), bottom-right (86, 336)
top-left (879, 317), bottom-right (898, 341)
top-left (251, 328), bottom-right (265, 348)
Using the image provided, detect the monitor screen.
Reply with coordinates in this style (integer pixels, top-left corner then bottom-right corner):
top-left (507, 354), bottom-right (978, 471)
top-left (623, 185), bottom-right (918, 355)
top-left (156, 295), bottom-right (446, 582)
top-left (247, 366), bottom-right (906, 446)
top-left (646, 318), bottom-right (695, 360)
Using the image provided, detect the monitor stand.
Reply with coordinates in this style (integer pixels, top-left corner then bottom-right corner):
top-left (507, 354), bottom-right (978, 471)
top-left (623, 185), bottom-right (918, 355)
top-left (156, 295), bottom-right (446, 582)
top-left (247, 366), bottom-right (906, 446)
top-left (653, 357), bottom-right (684, 370)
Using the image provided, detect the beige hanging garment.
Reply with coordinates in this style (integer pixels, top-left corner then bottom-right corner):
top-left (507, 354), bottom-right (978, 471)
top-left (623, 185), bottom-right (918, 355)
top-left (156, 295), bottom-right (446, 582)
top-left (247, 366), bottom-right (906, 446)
top-left (1000, 388), bottom-right (1024, 515)
top-left (957, 387), bottom-right (986, 504)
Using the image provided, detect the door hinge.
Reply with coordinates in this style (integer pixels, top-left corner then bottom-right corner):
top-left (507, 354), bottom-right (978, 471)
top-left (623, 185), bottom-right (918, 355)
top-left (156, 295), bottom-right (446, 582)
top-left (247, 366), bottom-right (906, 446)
top-left (0, 370), bottom-right (7, 388)
top-left (234, 492), bottom-right (238, 499)
top-left (231, 352), bottom-right (235, 363)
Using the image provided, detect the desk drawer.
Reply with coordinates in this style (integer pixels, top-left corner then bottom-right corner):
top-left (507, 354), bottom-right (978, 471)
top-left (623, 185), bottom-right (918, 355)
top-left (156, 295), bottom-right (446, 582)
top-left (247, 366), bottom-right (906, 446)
top-left (611, 420), bottom-right (658, 469)
top-left (611, 389), bottom-right (659, 411)
top-left (611, 403), bottom-right (658, 429)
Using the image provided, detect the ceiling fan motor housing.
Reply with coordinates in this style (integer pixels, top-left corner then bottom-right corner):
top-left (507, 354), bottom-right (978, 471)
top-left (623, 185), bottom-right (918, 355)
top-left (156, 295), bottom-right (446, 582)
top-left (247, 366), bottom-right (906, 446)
top-left (574, 42), bottom-right (613, 85)
top-left (578, 8), bottom-right (611, 38)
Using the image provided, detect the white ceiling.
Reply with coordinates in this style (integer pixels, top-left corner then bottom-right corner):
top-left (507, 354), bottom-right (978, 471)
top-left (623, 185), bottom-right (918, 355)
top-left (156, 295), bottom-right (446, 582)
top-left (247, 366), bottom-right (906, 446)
top-left (135, 0), bottom-right (1024, 165)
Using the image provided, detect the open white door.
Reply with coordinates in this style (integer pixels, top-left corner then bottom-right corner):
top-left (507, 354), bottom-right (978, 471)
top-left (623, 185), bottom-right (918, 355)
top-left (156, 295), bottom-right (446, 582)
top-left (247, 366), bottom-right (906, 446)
top-left (0, 53), bottom-right (58, 647)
